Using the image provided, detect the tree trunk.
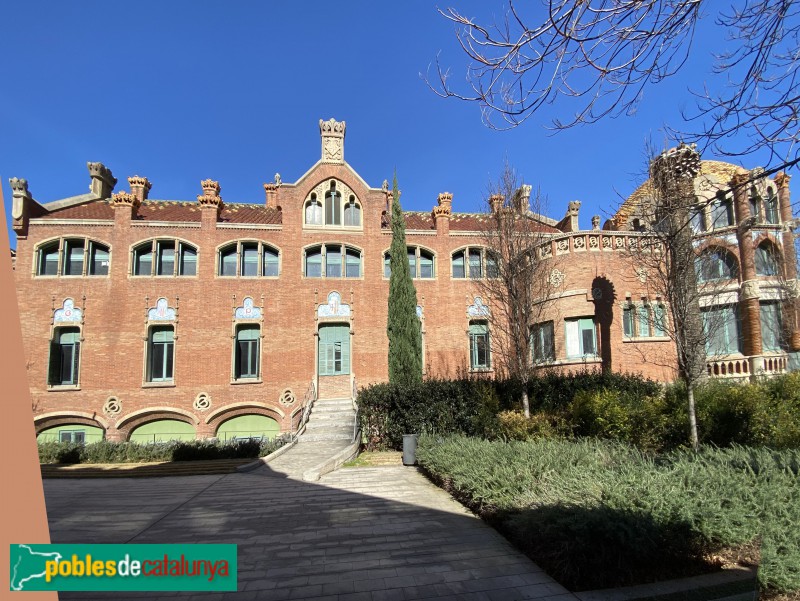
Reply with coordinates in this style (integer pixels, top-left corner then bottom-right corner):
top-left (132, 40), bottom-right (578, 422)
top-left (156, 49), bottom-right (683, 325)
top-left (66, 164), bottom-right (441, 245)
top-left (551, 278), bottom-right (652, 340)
top-left (521, 387), bottom-right (530, 418)
top-left (687, 382), bottom-right (699, 451)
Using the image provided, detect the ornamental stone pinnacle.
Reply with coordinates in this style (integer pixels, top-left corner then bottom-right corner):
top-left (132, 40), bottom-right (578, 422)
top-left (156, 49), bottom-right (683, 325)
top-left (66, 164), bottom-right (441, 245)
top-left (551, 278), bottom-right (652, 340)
top-left (87, 162), bottom-right (117, 197)
top-left (320, 117), bottom-right (345, 164)
top-left (128, 175), bottom-right (152, 202)
top-left (111, 191), bottom-right (139, 208)
top-left (198, 179), bottom-right (223, 208)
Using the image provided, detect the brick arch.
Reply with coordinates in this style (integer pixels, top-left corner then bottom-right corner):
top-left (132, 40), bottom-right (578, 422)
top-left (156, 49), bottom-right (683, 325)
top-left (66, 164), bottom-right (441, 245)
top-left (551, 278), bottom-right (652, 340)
top-left (694, 237), bottom-right (740, 259)
top-left (297, 167), bottom-right (371, 199)
top-left (115, 407), bottom-right (199, 440)
top-left (204, 402), bottom-right (286, 430)
top-left (34, 411), bottom-right (108, 436)
top-left (753, 231), bottom-right (782, 251)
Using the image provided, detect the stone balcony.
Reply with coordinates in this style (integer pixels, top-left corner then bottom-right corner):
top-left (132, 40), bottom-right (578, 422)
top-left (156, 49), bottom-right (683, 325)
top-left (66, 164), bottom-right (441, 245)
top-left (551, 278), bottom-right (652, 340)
top-left (706, 352), bottom-right (789, 379)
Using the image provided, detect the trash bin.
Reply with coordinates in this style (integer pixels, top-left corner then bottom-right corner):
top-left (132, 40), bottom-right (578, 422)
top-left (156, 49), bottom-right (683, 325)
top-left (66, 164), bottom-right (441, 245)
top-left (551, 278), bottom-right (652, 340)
top-left (402, 434), bottom-right (419, 466)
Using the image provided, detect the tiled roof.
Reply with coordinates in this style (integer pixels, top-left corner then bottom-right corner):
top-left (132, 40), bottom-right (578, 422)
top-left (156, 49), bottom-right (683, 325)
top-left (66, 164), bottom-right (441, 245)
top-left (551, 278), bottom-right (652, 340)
top-left (397, 211), bottom-right (560, 233)
top-left (38, 199), bottom-right (283, 225)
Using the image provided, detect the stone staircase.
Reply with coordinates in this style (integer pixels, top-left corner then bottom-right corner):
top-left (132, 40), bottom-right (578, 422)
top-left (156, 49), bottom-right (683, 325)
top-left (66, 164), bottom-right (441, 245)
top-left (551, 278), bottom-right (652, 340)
top-left (257, 397), bottom-right (358, 480)
top-left (300, 398), bottom-right (356, 442)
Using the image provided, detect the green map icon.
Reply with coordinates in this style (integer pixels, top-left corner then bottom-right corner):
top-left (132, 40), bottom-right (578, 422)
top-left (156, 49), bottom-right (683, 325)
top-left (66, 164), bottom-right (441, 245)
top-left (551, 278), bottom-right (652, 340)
top-left (10, 544), bottom-right (63, 591)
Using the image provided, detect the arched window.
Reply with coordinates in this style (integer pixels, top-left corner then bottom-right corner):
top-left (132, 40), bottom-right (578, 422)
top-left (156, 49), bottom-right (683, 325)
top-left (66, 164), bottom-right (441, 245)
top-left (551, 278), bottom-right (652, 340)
top-left (217, 241), bottom-right (280, 277)
top-left (710, 193), bottom-right (734, 229)
top-left (305, 194), bottom-right (323, 225)
top-left (452, 247), bottom-right (496, 279)
top-left (36, 238), bottom-right (110, 277)
top-left (133, 240), bottom-right (197, 277)
top-left (384, 246), bottom-right (436, 279)
top-left (325, 181), bottom-right (341, 226)
top-left (755, 242), bottom-right (780, 276)
top-left (305, 244), bottom-right (361, 278)
top-left (343, 195), bottom-right (361, 226)
top-left (695, 248), bottom-right (738, 282)
top-left (765, 187), bottom-right (780, 224)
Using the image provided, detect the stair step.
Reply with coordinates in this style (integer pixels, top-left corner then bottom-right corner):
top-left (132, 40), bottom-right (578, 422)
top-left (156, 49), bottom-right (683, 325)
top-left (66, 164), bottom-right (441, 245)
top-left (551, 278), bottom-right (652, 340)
top-left (300, 433), bottom-right (354, 442)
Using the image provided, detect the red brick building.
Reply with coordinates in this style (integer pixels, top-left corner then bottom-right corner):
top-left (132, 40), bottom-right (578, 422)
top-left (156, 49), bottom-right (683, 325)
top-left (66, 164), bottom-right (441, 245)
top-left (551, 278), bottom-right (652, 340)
top-left (10, 120), bottom-right (798, 443)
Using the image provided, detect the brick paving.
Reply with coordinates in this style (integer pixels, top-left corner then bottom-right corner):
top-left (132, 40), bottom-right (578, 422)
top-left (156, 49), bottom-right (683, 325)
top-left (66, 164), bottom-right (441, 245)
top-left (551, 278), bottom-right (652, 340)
top-left (44, 464), bottom-right (576, 601)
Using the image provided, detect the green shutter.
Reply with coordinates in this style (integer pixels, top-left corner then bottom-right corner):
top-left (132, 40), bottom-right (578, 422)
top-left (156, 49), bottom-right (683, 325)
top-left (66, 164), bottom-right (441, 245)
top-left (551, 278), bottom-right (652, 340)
top-left (48, 340), bottom-right (60, 385)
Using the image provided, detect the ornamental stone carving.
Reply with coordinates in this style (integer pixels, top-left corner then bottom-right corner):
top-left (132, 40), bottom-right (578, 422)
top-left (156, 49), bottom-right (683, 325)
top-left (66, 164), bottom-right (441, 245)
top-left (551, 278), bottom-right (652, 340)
top-left (635, 267), bottom-right (648, 284)
top-left (279, 389), bottom-right (296, 407)
top-left (556, 239), bottom-right (569, 252)
top-left (318, 291), bottom-right (351, 318)
top-left (573, 236), bottom-right (586, 250)
top-left (589, 236), bottom-right (599, 249)
top-left (602, 236), bottom-right (612, 249)
top-left (54, 298), bottom-right (82, 323)
top-left (193, 393), bottom-right (211, 412)
top-left (235, 297), bottom-right (262, 320)
top-left (549, 269), bottom-right (565, 287)
top-left (148, 298), bottom-right (176, 321)
top-left (615, 237), bottom-right (625, 249)
top-left (320, 118), bottom-right (346, 164)
top-left (103, 397), bottom-right (122, 417)
top-left (467, 297), bottom-right (490, 317)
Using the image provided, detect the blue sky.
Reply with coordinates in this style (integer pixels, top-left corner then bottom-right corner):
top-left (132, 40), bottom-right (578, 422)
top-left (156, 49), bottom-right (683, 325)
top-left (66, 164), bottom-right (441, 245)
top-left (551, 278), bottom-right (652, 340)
top-left (0, 1), bottom-right (779, 248)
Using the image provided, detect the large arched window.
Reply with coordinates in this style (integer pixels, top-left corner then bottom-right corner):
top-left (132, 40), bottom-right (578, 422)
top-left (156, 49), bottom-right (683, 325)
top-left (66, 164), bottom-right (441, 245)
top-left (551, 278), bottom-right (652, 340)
top-left (695, 248), bottom-right (738, 282)
top-left (217, 241), bottom-right (280, 277)
top-left (755, 242), bottom-right (780, 276)
top-left (304, 179), bottom-right (362, 229)
top-left (384, 246), bottom-right (435, 279)
top-left (451, 247), bottom-right (498, 279)
top-left (36, 238), bottom-right (110, 277)
top-left (132, 239), bottom-right (197, 277)
top-left (304, 244), bottom-right (362, 278)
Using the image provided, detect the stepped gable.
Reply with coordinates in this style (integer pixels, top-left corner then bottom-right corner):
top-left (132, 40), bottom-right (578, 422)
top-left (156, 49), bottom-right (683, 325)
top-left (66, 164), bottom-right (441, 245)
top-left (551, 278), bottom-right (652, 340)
top-left (36, 198), bottom-right (283, 225)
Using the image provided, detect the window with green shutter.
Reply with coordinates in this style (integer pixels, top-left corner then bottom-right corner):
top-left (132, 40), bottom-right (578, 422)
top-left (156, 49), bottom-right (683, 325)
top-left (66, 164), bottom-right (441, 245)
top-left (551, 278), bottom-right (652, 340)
top-left (48, 327), bottom-right (80, 386)
top-left (318, 324), bottom-right (350, 376)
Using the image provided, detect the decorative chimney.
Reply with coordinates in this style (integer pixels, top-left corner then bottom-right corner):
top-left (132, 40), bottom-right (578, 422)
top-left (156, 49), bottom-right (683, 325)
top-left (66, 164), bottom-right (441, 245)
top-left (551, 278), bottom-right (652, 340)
top-left (563, 201), bottom-right (581, 232)
top-left (489, 194), bottom-right (504, 213)
top-left (592, 215), bottom-right (601, 230)
top-left (111, 190), bottom-right (140, 225)
top-left (264, 173), bottom-right (281, 209)
top-left (9, 177), bottom-right (32, 236)
top-left (514, 184), bottom-right (532, 212)
top-left (87, 162), bottom-right (117, 198)
top-left (320, 118), bottom-right (345, 164)
top-left (433, 192), bottom-right (452, 235)
top-left (128, 176), bottom-right (151, 204)
top-left (198, 179), bottom-right (224, 227)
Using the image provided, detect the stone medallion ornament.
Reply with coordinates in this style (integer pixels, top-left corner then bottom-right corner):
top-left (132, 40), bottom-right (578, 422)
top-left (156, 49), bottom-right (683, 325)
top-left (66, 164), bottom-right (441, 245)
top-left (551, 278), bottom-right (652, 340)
top-left (54, 299), bottom-right (82, 323)
top-left (279, 389), bottom-right (296, 407)
top-left (549, 269), bottom-right (565, 287)
top-left (193, 393), bottom-right (211, 412)
top-left (103, 397), bottom-right (122, 417)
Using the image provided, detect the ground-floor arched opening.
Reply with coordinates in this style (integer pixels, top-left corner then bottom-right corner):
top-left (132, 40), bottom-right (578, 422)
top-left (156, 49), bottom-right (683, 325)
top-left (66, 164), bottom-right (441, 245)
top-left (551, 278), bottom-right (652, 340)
top-left (215, 414), bottom-right (280, 441)
top-left (128, 419), bottom-right (196, 443)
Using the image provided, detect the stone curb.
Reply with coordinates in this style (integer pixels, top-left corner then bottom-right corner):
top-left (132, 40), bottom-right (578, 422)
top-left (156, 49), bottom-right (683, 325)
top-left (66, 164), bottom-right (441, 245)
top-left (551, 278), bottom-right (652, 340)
top-left (574, 566), bottom-right (758, 601)
top-left (301, 438), bottom-right (361, 482)
top-left (236, 438), bottom-right (298, 473)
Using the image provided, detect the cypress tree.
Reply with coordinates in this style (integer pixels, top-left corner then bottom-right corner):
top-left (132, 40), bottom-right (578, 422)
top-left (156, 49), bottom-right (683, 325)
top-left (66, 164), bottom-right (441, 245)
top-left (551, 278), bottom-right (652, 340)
top-left (387, 173), bottom-right (423, 384)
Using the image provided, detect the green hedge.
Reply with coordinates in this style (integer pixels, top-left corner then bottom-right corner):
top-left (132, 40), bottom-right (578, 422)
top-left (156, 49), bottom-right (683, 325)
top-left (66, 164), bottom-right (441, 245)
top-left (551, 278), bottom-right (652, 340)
top-left (416, 435), bottom-right (800, 594)
top-left (358, 371), bottom-right (660, 450)
top-left (38, 436), bottom-right (289, 465)
top-left (358, 371), bottom-right (800, 452)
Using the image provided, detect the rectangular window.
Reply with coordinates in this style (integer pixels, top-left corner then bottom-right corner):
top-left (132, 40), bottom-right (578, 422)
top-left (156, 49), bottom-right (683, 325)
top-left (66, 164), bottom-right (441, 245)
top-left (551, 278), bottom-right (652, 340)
top-left (148, 327), bottom-right (174, 382)
top-left (468, 250), bottom-right (482, 279)
top-left (420, 254), bottom-right (434, 279)
top-left (638, 305), bottom-right (651, 337)
top-left (134, 245), bottom-right (153, 276)
top-left (711, 198), bottom-right (734, 229)
top-left (220, 249), bottom-right (237, 276)
top-left (156, 241), bottom-right (175, 276)
top-left (59, 430), bottom-right (85, 444)
top-left (89, 243), bottom-right (110, 276)
top-left (234, 325), bottom-right (260, 379)
top-left (39, 244), bottom-right (60, 276)
top-left (623, 305), bottom-right (634, 338)
top-left (765, 195), bottom-right (780, 224)
top-left (408, 250), bottom-right (417, 278)
top-left (306, 251), bottom-right (322, 278)
top-left (469, 322), bottom-right (490, 369)
top-left (326, 246), bottom-right (342, 278)
top-left (179, 245), bottom-right (197, 276)
top-left (486, 253), bottom-right (500, 279)
top-left (241, 243), bottom-right (258, 277)
top-left (531, 322), bottom-right (554, 364)
top-left (48, 328), bottom-right (81, 386)
top-left (345, 250), bottom-right (361, 278)
top-left (760, 301), bottom-right (784, 352)
top-left (702, 305), bottom-right (742, 356)
top-left (690, 208), bottom-right (706, 233)
top-left (653, 304), bottom-right (667, 337)
top-left (263, 249), bottom-right (279, 276)
top-left (565, 318), bottom-right (597, 358)
top-left (63, 240), bottom-right (84, 276)
top-left (452, 252), bottom-right (465, 279)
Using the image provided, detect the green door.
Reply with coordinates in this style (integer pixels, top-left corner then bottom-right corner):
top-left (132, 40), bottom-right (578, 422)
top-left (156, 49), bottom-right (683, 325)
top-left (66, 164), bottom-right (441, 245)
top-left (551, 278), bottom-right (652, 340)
top-left (318, 324), bottom-right (350, 376)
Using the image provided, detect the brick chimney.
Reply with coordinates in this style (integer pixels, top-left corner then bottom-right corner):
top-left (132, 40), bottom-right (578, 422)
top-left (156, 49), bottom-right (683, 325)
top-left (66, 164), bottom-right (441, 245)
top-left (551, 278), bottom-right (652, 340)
top-left (111, 191), bottom-right (140, 225)
top-left (87, 162), bottom-right (117, 198)
top-left (433, 192), bottom-right (452, 235)
top-left (128, 176), bottom-right (151, 204)
top-left (264, 173), bottom-right (281, 209)
top-left (489, 194), bottom-right (504, 213)
top-left (198, 179), bottom-right (224, 228)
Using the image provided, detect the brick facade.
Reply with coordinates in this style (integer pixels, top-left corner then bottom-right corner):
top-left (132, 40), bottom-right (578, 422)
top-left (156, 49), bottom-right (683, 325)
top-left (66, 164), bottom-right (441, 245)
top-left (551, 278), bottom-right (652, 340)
top-left (11, 122), bottom-right (798, 441)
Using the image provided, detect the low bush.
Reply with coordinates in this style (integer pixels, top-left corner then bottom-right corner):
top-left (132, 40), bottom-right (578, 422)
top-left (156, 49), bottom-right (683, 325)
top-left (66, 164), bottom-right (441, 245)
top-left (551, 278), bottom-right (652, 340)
top-left (38, 436), bottom-right (287, 465)
top-left (416, 434), bottom-right (800, 594)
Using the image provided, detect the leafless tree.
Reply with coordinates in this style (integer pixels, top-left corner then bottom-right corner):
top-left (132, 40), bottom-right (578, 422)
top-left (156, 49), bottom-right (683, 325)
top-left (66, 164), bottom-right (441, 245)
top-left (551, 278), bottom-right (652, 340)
top-left (429, 0), bottom-right (799, 163)
top-left (474, 163), bottom-right (560, 417)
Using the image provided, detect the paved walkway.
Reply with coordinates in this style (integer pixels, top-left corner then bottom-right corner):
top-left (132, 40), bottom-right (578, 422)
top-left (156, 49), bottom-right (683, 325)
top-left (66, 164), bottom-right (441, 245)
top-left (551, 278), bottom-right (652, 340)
top-left (44, 464), bottom-right (575, 601)
top-left (266, 440), bottom-right (353, 479)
